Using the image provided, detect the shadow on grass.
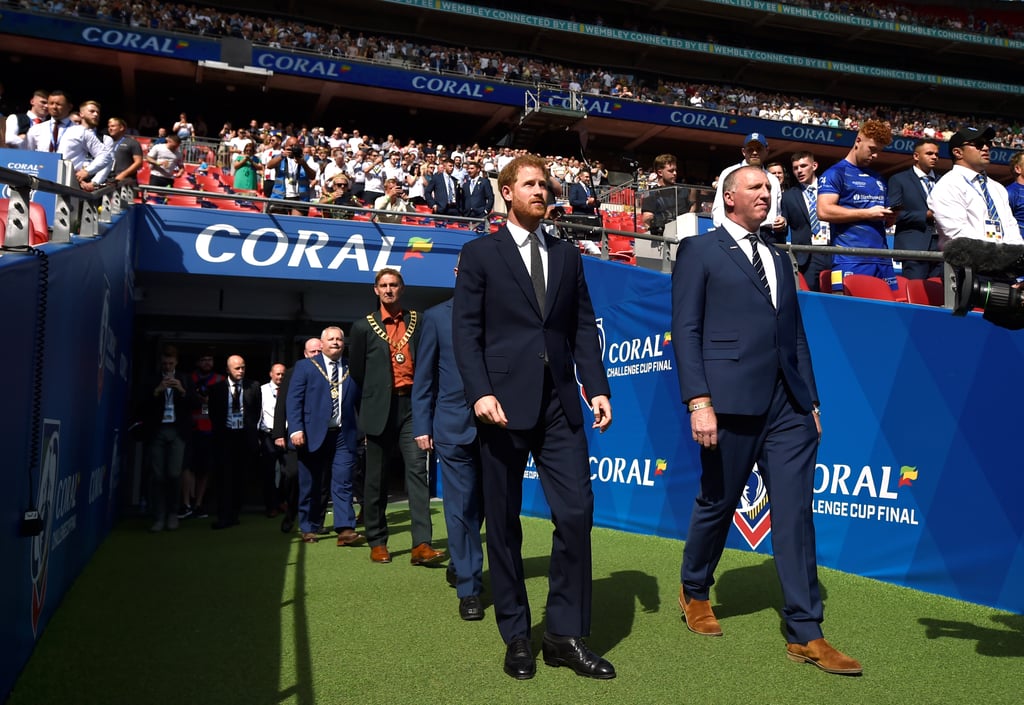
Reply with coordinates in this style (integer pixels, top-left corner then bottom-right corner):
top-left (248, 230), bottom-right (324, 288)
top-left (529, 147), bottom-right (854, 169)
top-left (919, 613), bottom-right (1024, 657)
top-left (712, 557), bottom-right (831, 639)
top-left (377, 506), bottom-right (449, 557)
top-left (479, 553), bottom-right (659, 653)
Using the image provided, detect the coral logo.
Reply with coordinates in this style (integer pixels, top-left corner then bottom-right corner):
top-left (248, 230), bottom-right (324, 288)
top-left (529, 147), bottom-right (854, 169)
top-left (898, 466), bottom-right (918, 487)
top-left (732, 464), bottom-right (771, 550)
top-left (655, 459), bottom-right (668, 476)
top-left (404, 237), bottom-right (433, 260)
top-left (30, 420), bottom-right (60, 636)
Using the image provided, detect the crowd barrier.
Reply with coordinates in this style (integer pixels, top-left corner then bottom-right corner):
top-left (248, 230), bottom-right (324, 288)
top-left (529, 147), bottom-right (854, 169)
top-left (0, 219), bottom-right (136, 699)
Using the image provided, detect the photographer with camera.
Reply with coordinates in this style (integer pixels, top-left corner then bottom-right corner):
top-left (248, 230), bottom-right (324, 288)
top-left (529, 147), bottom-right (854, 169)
top-left (266, 137), bottom-right (319, 215)
top-left (373, 178), bottom-right (413, 224)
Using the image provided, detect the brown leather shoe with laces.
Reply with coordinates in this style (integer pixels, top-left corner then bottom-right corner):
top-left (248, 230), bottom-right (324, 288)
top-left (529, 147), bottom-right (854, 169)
top-left (410, 543), bottom-right (445, 565)
top-left (336, 528), bottom-right (365, 547)
top-left (679, 586), bottom-right (723, 636)
top-left (370, 545), bottom-right (392, 563)
top-left (786, 638), bottom-right (862, 675)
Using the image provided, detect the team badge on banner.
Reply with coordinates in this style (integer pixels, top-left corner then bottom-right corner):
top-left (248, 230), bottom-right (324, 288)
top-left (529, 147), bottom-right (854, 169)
top-left (732, 464), bottom-right (771, 550)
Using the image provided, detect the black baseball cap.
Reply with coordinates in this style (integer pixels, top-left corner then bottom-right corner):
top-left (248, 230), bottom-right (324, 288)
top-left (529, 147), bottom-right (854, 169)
top-left (949, 126), bottom-right (995, 150)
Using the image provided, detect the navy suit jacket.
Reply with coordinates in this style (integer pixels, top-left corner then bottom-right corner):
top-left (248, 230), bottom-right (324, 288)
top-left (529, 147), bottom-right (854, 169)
top-left (568, 182), bottom-right (598, 215)
top-left (888, 167), bottom-right (937, 251)
top-left (453, 226), bottom-right (609, 431)
top-left (462, 176), bottom-right (494, 217)
top-left (411, 299), bottom-right (476, 445)
top-left (780, 185), bottom-right (817, 266)
top-left (286, 354), bottom-right (360, 453)
top-left (672, 226), bottom-right (818, 415)
top-left (425, 171), bottom-right (462, 212)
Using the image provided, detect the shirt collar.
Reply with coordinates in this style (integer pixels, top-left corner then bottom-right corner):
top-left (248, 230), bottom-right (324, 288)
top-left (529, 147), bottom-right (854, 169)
top-left (722, 217), bottom-right (756, 244)
top-left (912, 166), bottom-right (935, 180)
top-left (507, 219), bottom-right (545, 250)
top-left (379, 305), bottom-right (404, 323)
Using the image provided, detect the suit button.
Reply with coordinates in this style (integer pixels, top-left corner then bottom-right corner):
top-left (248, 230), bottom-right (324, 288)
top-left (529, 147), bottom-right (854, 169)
top-left (537, 352), bottom-right (545, 359)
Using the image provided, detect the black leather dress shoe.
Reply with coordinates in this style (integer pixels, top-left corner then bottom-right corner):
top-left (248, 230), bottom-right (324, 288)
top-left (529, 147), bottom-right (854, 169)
top-left (503, 637), bottom-right (535, 680)
top-left (459, 595), bottom-right (484, 621)
top-left (446, 564), bottom-right (457, 589)
top-left (541, 634), bottom-right (616, 679)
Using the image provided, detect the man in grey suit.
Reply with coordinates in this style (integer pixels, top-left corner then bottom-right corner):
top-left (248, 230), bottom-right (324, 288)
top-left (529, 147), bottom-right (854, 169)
top-left (672, 166), bottom-right (860, 675)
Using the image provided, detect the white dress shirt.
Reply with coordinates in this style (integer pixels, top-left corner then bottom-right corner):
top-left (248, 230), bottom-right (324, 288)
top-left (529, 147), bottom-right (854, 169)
top-left (722, 217), bottom-right (778, 308)
top-left (506, 219), bottom-right (549, 285)
top-left (259, 382), bottom-right (279, 432)
top-left (25, 118), bottom-right (108, 174)
top-left (928, 164), bottom-right (1024, 246)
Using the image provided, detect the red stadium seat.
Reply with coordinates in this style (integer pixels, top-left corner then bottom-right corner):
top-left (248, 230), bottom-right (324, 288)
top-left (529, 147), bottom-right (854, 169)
top-left (819, 270), bottom-right (831, 293)
top-left (906, 277), bottom-right (945, 306)
top-left (893, 275), bottom-right (910, 303)
top-left (797, 272), bottom-right (810, 291)
top-left (164, 196), bottom-right (203, 208)
top-left (842, 274), bottom-right (897, 301)
top-left (0, 198), bottom-right (49, 245)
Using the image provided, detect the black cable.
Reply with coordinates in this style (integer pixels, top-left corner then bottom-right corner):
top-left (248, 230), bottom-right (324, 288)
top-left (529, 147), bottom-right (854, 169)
top-left (1, 244), bottom-right (48, 512)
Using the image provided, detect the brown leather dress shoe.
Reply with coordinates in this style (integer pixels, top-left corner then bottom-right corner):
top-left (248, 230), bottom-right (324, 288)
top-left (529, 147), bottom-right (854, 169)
top-left (410, 543), bottom-right (445, 565)
top-left (370, 545), bottom-right (392, 563)
top-left (301, 532), bottom-right (319, 544)
top-left (786, 638), bottom-right (862, 675)
top-left (679, 586), bottom-right (723, 636)
top-left (336, 528), bottom-right (365, 547)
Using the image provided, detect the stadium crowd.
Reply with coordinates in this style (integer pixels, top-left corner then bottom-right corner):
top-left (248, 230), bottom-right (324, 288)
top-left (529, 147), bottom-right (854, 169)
top-left (12, 0), bottom-right (1024, 148)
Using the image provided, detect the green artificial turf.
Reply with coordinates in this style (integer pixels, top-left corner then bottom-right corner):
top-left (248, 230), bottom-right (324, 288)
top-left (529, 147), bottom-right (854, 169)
top-left (8, 500), bottom-right (1022, 705)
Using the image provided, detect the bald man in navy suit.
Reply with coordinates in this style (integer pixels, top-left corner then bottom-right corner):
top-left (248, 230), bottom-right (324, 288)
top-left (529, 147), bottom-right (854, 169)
top-left (672, 166), bottom-right (860, 676)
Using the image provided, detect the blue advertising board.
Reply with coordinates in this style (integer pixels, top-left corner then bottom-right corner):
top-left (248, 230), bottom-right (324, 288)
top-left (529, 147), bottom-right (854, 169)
top-left (0, 9), bottom-right (220, 61)
top-left (0, 149), bottom-right (64, 226)
top-left (521, 258), bottom-right (1023, 615)
top-left (0, 220), bottom-right (135, 699)
top-left (133, 205), bottom-right (466, 287)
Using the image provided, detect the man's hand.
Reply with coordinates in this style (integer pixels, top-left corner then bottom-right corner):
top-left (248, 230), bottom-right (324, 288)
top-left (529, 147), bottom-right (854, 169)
top-left (772, 215), bottom-right (787, 231)
top-left (690, 400), bottom-right (718, 450)
top-left (415, 434), bottom-right (434, 451)
top-left (274, 437), bottom-right (286, 449)
top-left (473, 395), bottom-right (508, 427)
top-left (290, 430), bottom-right (306, 448)
top-left (591, 395), bottom-right (612, 432)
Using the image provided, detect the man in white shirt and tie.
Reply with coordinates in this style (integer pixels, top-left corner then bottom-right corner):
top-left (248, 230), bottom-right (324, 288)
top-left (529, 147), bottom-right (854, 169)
top-left (259, 364), bottom-right (287, 520)
top-left (779, 151), bottom-right (832, 291)
top-left (929, 126), bottom-right (1023, 247)
top-left (25, 91), bottom-right (107, 179)
top-left (461, 160), bottom-right (495, 231)
top-left (5, 89), bottom-right (49, 148)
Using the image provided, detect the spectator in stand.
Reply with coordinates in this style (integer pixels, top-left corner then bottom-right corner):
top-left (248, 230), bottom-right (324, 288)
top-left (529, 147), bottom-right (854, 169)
top-left (266, 137), bottom-right (318, 215)
top-left (145, 134), bottom-right (184, 188)
top-left (461, 160), bottom-right (494, 224)
top-left (1006, 151), bottom-right (1024, 233)
top-left (4, 89), bottom-right (48, 149)
top-left (766, 161), bottom-right (788, 192)
top-left (712, 133), bottom-right (785, 239)
top-left (319, 175), bottom-right (363, 218)
top-left (590, 160), bottom-right (609, 196)
top-left (929, 126), bottom-right (1023, 246)
top-left (568, 168), bottom-right (600, 216)
top-left (642, 154), bottom-right (687, 237)
top-left (173, 112), bottom-right (194, 143)
top-left (373, 178), bottom-right (413, 223)
top-left (320, 147), bottom-right (348, 191)
top-left (104, 117), bottom-right (144, 184)
top-left (407, 162), bottom-right (432, 206)
top-left (888, 138), bottom-right (942, 279)
top-left (362, 148), bottom-right (386, 204)
top-left (232, 142), bottom-right (262, 193)
top-left (152, 127), bottom-right (168, 145)
top-left (818, 119), bottom-right (897, 291)
top-left (259, 133), bottom-right (283, 198)
top-left (426, 156), bottom-right (462, 220)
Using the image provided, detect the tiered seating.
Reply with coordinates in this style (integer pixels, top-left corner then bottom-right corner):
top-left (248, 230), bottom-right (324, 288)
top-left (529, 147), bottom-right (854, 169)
top-left (842, 274), bottom-right (898, 301)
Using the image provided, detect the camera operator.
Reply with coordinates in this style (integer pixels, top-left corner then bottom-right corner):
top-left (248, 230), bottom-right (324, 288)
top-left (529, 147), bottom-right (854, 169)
top-left (641, 154), bottom-right (689, 237)
top-left (266, 137), bottom-right (319, 215)
top-left (929, 126), bottom-right (1022, 247)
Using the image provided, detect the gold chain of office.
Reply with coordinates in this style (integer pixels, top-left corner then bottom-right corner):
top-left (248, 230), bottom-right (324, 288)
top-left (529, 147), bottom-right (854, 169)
top-left (366, 311), bottom-right (417, 364)
top-left (310, 358), bottom-right (349, 399)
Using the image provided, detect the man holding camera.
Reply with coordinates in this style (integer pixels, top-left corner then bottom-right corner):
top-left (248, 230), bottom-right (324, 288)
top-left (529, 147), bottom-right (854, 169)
top-left (266, 137), bottom-right (318, 215)
top-left (929, 126), bottom-right (1023, 246)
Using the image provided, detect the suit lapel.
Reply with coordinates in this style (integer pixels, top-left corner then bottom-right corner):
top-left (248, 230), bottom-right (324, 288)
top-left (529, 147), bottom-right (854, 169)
top-left (495, 227), bottom-right (544, 318)
top-left (717, 229), bottom-right (772, 306)
top-left (543, 232), bottom-right (564, 318)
